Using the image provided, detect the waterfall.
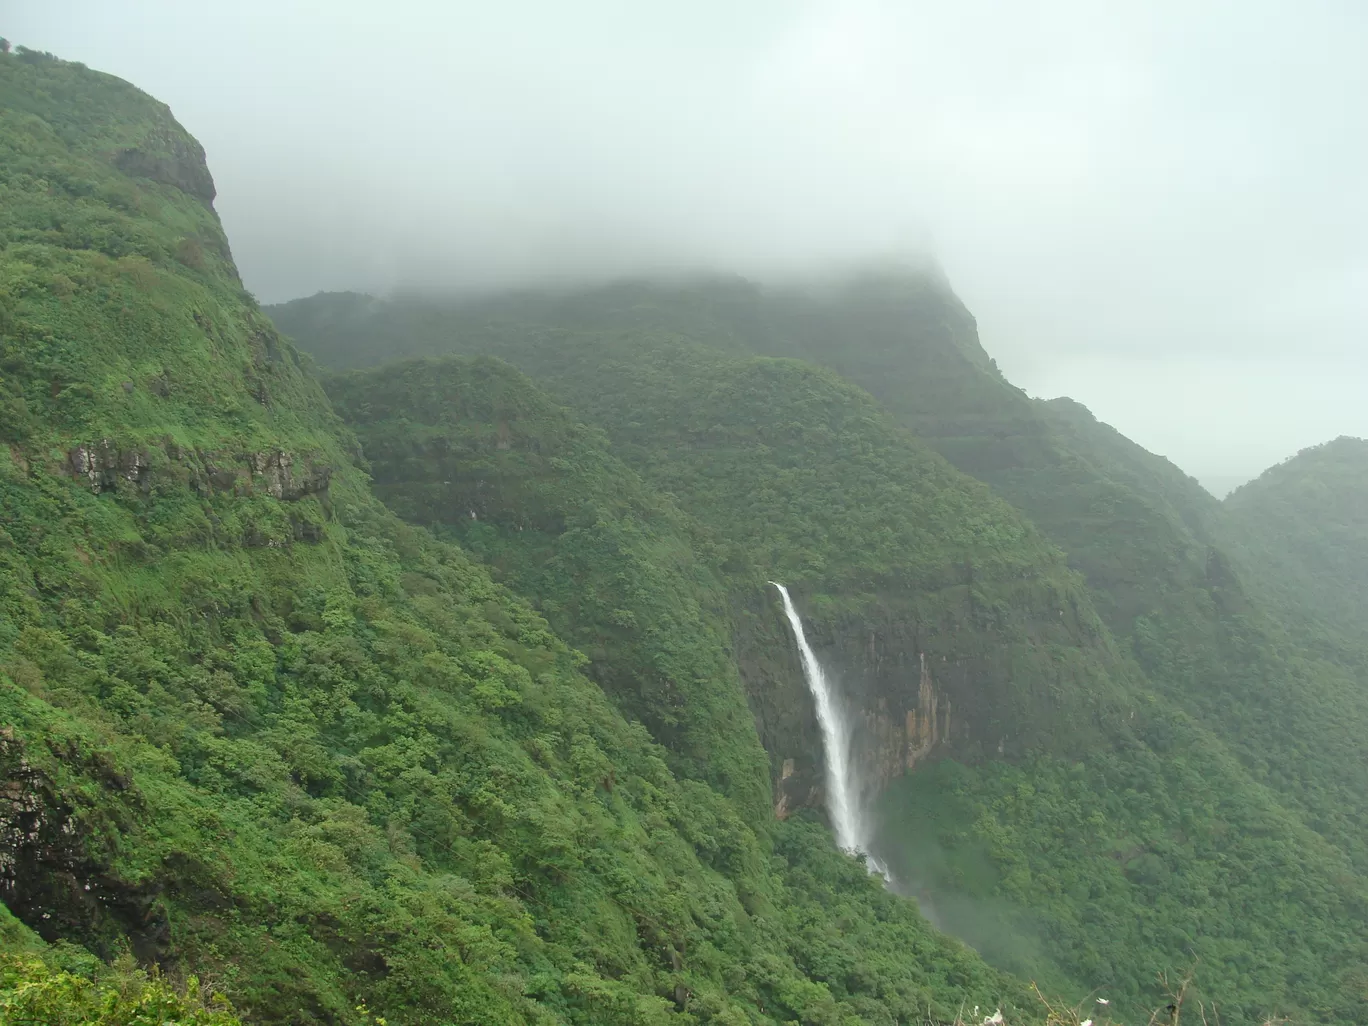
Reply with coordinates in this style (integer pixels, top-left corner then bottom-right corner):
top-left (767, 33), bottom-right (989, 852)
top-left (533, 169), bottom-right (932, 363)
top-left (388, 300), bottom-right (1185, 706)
top-left (770, 582), bottom-right (890, 880)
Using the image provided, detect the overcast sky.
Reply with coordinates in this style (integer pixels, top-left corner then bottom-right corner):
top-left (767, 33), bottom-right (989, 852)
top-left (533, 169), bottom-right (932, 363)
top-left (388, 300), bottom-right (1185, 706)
top-left (9, 1), bottom-right (1367, 492)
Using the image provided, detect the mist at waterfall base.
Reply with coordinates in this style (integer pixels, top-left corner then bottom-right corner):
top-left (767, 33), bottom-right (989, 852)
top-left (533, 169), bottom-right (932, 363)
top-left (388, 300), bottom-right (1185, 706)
top-left (871, 773), bottom-right (1070, 992)
top-left (771, 583), bottom-right (1063, 981)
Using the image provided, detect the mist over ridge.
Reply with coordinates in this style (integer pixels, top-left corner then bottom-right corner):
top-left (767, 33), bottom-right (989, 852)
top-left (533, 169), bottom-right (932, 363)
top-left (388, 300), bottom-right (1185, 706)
top-left (8, 0), bottom-right (1367, 511)
top-left (7, 34), bottom-right (1368, 1024)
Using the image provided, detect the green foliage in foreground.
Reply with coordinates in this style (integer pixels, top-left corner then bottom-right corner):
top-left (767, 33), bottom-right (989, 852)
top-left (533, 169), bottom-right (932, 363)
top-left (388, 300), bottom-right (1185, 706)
top-left (0, 955), bottom-right (243, 1026)
top-left (0, 45), bottom-right (1039, 1026)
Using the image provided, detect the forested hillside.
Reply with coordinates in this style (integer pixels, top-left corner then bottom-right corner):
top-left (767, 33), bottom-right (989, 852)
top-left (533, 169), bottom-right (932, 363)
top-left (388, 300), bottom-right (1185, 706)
top-left (270, 278), bottom-right (1368, 892)
top-left (279, 288), bottom-right (1368, 1022)
top-left (322, 351), bottom-right (1133, 807)
top-left (6, 39), bottom-right (1368, 1026)
top-left (0, 46), bottom-right (1043, 1026)
top-left (1225, 436), bottom-right (1368, 646)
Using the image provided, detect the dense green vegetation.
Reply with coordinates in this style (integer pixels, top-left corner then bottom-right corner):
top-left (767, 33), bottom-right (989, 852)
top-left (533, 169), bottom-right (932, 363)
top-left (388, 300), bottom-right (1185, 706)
top-left (323, 339), bottom-right (1136, 783)
top-left (1225, 436), bottom-right (1368, 646)
top-left (878, 711), bottom-right (1368, 1024)
top-left (1, 952), bottom-right (244, 1026)
top-left (325, 355), bottom-right (772, 815)
top-left (0, 48), bottom-right (1045, 1026)
top-left (276, 281), bottom-right (1368, 1022)
top-left (9, 39), bottom-right (1368, 1026)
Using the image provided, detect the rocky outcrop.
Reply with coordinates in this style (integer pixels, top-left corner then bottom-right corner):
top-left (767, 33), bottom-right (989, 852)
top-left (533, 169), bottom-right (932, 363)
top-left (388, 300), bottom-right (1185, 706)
top-left (245, 449), bottom-right (332, 501)
top-left (111, 117), bottom-right (216, 205)
top-left (744, 577), bottom-right (1112, 823)
top-left (773, 758), bottom-right (819, 820)
top-left (863, 652), bottom-right (952, 788)
top-left (61, 441), bottom-right (331, 551)
top-left (68, 439), bottom-right (151, 493)
top-left (763, 641), bottom-right (957, 818)
top-left (0, 729), bottom-right (168, 962)
top-left (67, 440), bottom-right (332, 504)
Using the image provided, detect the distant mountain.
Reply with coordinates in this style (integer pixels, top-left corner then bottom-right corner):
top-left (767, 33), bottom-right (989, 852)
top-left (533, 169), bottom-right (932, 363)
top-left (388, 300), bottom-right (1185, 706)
top-left (1199, 472), bottom-right (1251, 499)
top-left (1226, 436), bottom-right (1368, 644)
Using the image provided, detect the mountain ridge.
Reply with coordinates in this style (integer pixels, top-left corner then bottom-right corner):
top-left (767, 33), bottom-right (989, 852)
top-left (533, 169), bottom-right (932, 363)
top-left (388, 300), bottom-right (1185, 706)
top-left (277, 282), bottom-right (1368, 1022)
top-left (0, 47), bottom-right (1040, 1026)
top-left (6, 42), bottom-right (1368, 1026)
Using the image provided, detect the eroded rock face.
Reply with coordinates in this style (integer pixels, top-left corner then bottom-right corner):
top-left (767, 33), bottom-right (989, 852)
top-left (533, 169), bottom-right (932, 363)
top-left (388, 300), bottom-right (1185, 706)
top-left (60, 441), bottom-right (332, 551)
top-left (0, 729), bottom-right (168, 962)
top-left (246, 449), bottom-right (332, 501)
top-left (67, 440), bottom-right (332, 504)
top-left (111, 119), bottom-right (216, 205)
top-left (863, 652), bottom-right (952, 787)
top-left (762, 639), bottom-right (957, 820)
top-left (773, 758), bottom-right (817, 820)
top-left (744, 583), bottom-right (1077, 821)
top-left (68, 439), bottom-right (152, 494)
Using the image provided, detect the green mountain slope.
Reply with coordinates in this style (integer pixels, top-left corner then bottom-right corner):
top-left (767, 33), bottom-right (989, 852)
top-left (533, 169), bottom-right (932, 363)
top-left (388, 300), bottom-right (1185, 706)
top-left (0, 47), bottom-right (1044, 1026)
top-left (323, 349), bottom-right (1132, 797)
top-left (1225, 436), bottom-right (1368, 645)
top-left (1023, 403), bottom-right (1368, 878)
top-left (265, 277), bottom-right (1214, 633)
top-left (278, 290), bottom-right (1368, 1022)
top-left (269, 278), bottom-right (1368, 882)
top-left (324, 355), bottom-right (772, 817)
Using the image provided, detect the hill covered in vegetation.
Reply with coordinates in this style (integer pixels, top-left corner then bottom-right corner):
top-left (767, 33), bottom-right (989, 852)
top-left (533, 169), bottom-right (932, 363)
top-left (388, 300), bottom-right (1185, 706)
top-left (1225, 436), bottom-right (1368, 646)
top-left (7, 39), bottom-right (1368, 1026)
top-left (0, 45), bottom-right (1048, 1026)
top-left (274, 283), bottom-right (1368, 1022)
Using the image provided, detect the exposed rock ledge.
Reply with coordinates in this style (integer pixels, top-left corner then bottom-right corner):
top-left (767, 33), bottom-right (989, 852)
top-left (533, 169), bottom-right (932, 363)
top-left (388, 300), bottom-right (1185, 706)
top-left (67, 439), bottom-right (331, 502)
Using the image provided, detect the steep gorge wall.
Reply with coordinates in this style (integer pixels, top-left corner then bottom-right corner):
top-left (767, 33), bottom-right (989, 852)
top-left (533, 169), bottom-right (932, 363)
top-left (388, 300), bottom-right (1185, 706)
top-left (743, 569), bottom-right (1122, 823)
top-left (286, 306), bottom-right (1137, 826)
top-left (319, 351), bottom-right (1133, 833)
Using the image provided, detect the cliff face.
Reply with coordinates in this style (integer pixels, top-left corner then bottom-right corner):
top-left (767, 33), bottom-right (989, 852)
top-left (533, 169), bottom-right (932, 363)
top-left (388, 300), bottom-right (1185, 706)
top-left (852, 649), bottom-right (951, 786)
top-left (760, 569), bottom-right (1119, 819)
top-left (752, 607), bottom-right (963, 809)
top-left (315, 326), bottom-right (1134, 829)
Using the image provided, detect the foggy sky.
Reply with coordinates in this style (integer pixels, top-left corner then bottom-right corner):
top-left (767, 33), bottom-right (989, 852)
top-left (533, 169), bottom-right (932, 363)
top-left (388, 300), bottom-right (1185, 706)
top-left (9, 1), bottom-right (1367, 492)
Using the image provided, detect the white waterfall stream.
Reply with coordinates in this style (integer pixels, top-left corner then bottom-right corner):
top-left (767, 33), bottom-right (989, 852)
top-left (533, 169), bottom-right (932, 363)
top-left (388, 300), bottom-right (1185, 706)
top-left (770, 582), bottom-right (890, 880)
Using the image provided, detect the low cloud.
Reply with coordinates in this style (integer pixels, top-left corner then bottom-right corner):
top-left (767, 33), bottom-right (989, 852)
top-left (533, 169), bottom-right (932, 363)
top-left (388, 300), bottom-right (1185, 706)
top-left (10, 0), bottom-right (1368, 484)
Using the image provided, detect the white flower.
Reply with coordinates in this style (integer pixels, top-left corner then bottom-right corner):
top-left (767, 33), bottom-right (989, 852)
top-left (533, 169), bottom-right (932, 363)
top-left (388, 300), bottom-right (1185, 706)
top-left (1097, 998), bottom-right (1110, 1006)
top-left (982, 1012), bottom-right (1004, 1026)
top-left (1081, 1019), bottom-right (1093, 1026)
